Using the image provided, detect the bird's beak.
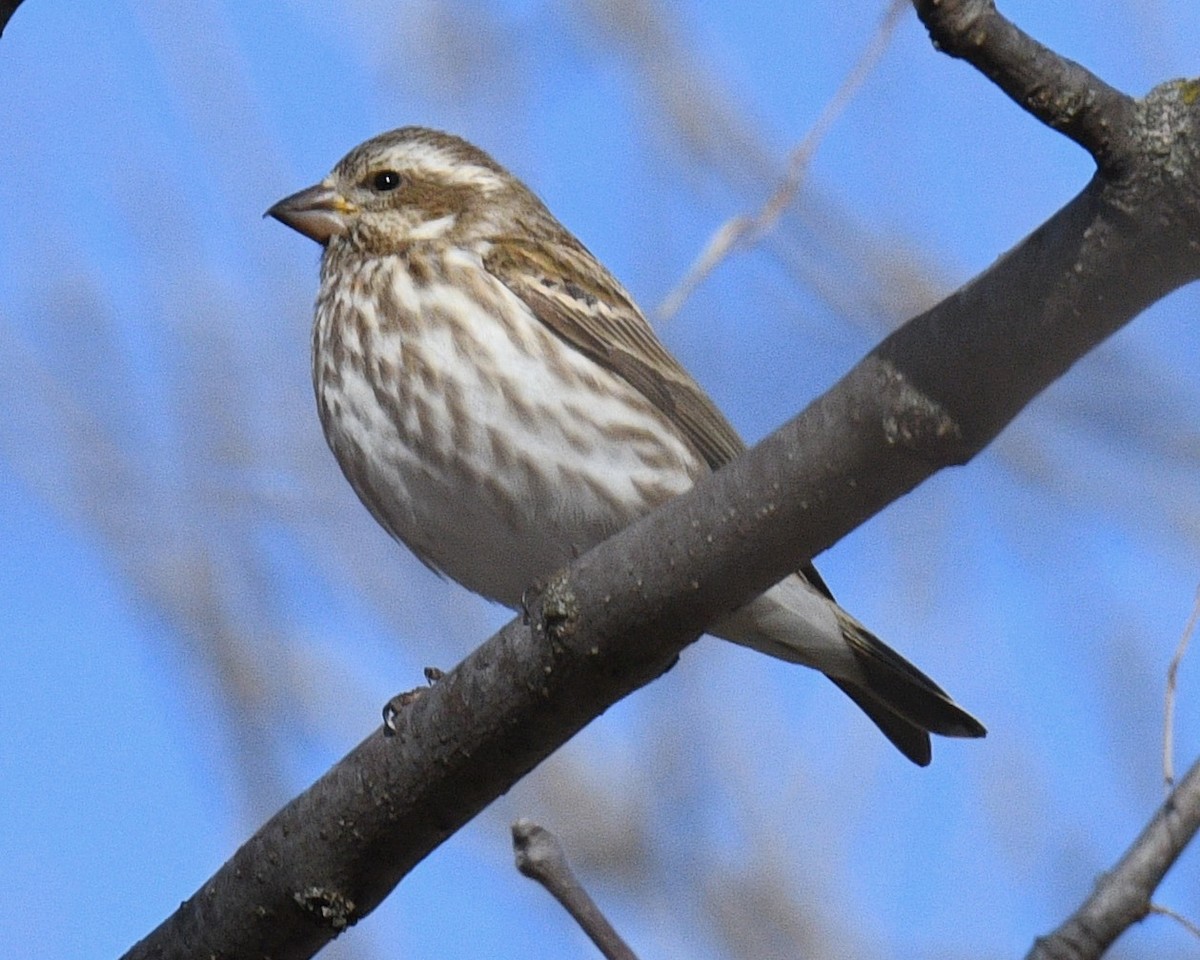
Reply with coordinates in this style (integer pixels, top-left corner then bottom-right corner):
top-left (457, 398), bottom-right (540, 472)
top-left (265, 180), bottom-right (355, 245)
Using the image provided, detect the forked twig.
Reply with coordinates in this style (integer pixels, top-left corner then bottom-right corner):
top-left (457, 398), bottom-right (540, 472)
top-left (656, 0), bottom-right (907, 321)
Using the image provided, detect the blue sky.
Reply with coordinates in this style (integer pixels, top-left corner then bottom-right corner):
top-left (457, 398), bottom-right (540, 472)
top-left (2, 2), bottom-right (1199, 958)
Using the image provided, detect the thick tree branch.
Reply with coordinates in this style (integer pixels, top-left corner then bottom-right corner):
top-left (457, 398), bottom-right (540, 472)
top-left (1027, 756), bottom-right (1200, 960)
top-left (122, 17), bottom-right (1200, 960)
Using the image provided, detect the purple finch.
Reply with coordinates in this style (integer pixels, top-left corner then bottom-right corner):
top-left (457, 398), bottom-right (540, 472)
top-left (268, 127), bottom-right (985, 765)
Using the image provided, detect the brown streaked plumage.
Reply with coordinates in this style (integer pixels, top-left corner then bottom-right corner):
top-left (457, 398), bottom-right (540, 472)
top-left (267, 126), bottom-right (985, 765)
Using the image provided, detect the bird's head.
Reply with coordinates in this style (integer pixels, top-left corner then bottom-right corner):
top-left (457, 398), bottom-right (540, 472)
top-left (267, 127), bottom-right (551, 254)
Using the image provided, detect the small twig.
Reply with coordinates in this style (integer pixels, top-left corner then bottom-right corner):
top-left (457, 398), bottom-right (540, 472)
top-left (1163, 585), bottom-right (1200, 789)
top-left (511, 820), bottom-right (639, 960)
top-left (912, 0), bottom-right (1136, 171)
top-left (655, 0), bottom-right (907, 321)
top-left (1148, 903), bottom-right (1200, 941)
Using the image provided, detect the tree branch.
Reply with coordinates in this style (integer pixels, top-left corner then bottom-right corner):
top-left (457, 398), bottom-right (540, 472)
top-left (0, 0), bottom-right (25, 39)
top-left (1163, 586), bottom-right (1199, 789)
top-left (912, 0), bottom-right (1137, 169)
top-left (1027, 756), bottom-right (1200, 960)
top-left (121, 11), bottom-right (1200, 960)
top-left (512, 820), bottom-right (639, 960)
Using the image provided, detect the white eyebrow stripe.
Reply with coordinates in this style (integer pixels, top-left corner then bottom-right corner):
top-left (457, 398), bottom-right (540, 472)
top-left (383, 143), bottom-right (506, 191)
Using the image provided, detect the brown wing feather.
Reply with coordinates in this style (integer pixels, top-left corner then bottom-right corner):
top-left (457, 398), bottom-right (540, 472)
top-left (483, 238), bottom-right (745, 471)
top-left (482, 231), bottom-right (985, 760)
top-left (483, 237), bottom-right (836, 602)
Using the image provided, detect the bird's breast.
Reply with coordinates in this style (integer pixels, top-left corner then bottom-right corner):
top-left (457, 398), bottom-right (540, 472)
top-left (311, 246), bottom-right (704, 606)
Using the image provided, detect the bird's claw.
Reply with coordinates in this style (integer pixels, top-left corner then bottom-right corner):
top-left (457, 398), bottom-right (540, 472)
top-left (381, 687), bottom-right (425, 736)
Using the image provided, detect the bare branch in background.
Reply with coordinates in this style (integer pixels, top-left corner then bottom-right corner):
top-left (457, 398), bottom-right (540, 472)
top-left (1163, 585), bottom-right (1200, 788)
top-left (569, 0), bottom-right (949, 324)
top-left (1026, 757), bottom-right (1200, 960)
top-left (513, 820), bottom-right (639, 960)
top-left (656, 0), bottom-right (908, 321)
top-left (0, 312), bottom-right (309, 822)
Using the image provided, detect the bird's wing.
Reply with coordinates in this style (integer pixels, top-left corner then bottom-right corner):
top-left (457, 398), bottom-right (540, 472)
top-left (483, 236), bottom-right (835, 602)
top-left (484, 237), bottom-right (745, 471)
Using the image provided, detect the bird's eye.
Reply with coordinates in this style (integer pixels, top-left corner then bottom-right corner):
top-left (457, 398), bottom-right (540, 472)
top-left (370, 170), bottom-right (403, 192)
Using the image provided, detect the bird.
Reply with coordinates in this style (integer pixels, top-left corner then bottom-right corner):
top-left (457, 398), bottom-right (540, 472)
top-left (267, 126), bottom-right (985, 765)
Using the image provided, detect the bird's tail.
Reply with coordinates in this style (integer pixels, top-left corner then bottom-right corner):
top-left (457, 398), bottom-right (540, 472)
top-left (829, 609), bottom-right (986, 766)
top-left (712, 576), bottom-right (985, 766)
